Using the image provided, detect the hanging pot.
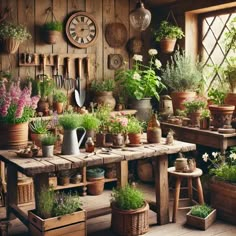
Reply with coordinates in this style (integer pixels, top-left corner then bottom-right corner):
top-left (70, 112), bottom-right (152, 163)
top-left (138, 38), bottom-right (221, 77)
top-left (44, 30), bottom-right (61, 44)
top-left (160, 38), bottom-right (176, 53)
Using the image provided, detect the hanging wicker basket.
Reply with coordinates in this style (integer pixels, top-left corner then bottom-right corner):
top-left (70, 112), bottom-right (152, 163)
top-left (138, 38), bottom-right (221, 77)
top-left (111, 201), bottom-right (149, 236)
top-left (1, 38), bottom-right (20, 54)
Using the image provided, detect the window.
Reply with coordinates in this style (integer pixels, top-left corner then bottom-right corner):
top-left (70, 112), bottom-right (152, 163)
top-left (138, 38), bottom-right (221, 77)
top-left (199, 9), bottom-right (236, 91)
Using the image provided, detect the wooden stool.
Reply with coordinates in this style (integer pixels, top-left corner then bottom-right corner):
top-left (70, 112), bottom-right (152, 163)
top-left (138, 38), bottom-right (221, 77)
top-left (168, 167), bottom-right (204, 223)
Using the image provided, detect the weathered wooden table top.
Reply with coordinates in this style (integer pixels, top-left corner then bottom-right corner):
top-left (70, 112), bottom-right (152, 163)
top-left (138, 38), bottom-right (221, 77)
top-left (0, 138), bottom-right (196, 177)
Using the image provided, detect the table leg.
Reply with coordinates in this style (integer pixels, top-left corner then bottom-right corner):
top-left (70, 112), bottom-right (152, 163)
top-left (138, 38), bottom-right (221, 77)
top-left (154, 155), bottom-right (169, 225)
top-left (33, 173), bottom-right (49, 210)
top-left (6, 164), bottom-right (17, 220)
top-left (116, 160), bottom-right (128, 188)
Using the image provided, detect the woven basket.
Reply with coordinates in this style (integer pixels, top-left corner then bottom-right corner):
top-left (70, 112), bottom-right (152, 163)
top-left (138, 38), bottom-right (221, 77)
top-left (111, 201), bottom-right (149, 236)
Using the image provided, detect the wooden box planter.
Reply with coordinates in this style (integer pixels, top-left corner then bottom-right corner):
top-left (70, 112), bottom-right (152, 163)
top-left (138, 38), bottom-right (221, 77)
top-left (210, 177), bottom-right (236, 224)
top-left (186, 209), bottom-right (216, 230)
top-left (28, 209), bottom-right (86, 236)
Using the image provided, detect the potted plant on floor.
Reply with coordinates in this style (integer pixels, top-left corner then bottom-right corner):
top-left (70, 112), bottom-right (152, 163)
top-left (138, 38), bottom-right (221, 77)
top-left (40, 132), bottom-right (57, 157)
top-left (0, 21), bottom-right (31, 53)
top-left (28, 186), bottom-right (86, 235)
top-left (115, 48), bottom-right (166, 121)
top-left (110, 184), bottom-right (149, 236)
top-left (153, 20), bottom-right (184, 53)
top-left (161, 48), bottom-right (204, 114)
top-left (91, 79), bottom-right (116, 110)
top-left (202, 149), bottom-right (236, 224)
top-left (43, 21), bottom-right (63, 44)
top-left (53, 90), bottom-right (67, 114)
top-left (29, 117), bottom-right (50, 147)
top-left (127, 116), bottom-right (143, 145)
top-left (186, 204), bottom-right (216, 230)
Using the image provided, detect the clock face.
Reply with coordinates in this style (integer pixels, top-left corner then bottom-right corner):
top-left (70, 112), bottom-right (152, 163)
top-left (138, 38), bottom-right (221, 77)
top-left (66, 12), bottom-right (98, 48)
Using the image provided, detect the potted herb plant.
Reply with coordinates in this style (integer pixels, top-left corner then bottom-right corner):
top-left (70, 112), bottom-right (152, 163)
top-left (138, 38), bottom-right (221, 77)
top-left (0, 21), bottom-right (31, 53)
top-left (43, 21), bottom-right (63, 44)
top-left (183, 97), bottom-right (206, 127)
top-left (153, 20), bottom-right (184, 53)
top-left (115, 48), bottom-right (166, 121)
top-left (53, 90), bottom-right (67, 114)
top-left (58, 113), bottom-right (86, 155)
top-left (127, 116), bottom-right (143, 145)
top-left (91, 79), bottom-right (116, 110)
top-left (86, 167), bottom-right (105, 195)
top-left (202, 150), bottom-right (236, 224)
top-left (199, 109), bottom-right (210, 130)
top-left (161, 48), bottom-right (204, 114)
top-left (110, 184), bottom-right (149, 236)
top-left (28, 186), bottom-right (86, 235)
top-left (29, 118), bottom-right (50, 147)
top-left (186, 204), bottom-right (216, 230)
top-left (40, 132), bottom-right (57, 157)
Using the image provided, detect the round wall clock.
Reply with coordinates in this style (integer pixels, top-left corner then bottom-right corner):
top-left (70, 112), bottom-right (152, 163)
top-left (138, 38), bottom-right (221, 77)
top-left (66, 12), bottom-right (98, 48)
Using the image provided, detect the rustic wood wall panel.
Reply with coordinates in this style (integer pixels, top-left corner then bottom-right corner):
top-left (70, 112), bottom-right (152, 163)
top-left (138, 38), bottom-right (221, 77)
top-left (0, 0), bottom-right (139, 89)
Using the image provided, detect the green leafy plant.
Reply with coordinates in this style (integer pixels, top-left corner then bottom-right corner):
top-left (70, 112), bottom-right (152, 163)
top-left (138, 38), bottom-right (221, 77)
top-left (115, 49), bottom-right (165, 100)
top-left (29, 118), bottom-right (49, 134)
top-left (86, 168), bottom-right (105, 178)
top-left (40, 132), bottom-right (57, 146)
top-left (109, 112), bottom-right (128, 134)
top-left (81, 113), bottom-right (101, 131)
top-left (59, 113), bottom-right (83, 130)
top-left (224, 16), bottom-right (236, 52)
top-left (153, 20), bottom-right (184, 42)
top-left (95, 105), bottom-right (112, 133)
top-left (111, 184), bottom-right (145, 210)
top-left (161, 49), bottom-right (204, 92)
top-left (127, 116), bottom-right (143, 134)
top-left (200, 109), bottom-right (210, 119)
top-left (43, 21), bottom-right (63, 32)
top-left (208, 88), bottom-right (226, 105)
top-left (91, 79), bottom-right (115, 92)
top-left (190, 204), bottom-right (213, 218)
top-left (183, 98), bottom-right (206, 113)
top-left (53, 91), bottom-right (67, 103)
top-left (0, 21), bottom-right (31, 42)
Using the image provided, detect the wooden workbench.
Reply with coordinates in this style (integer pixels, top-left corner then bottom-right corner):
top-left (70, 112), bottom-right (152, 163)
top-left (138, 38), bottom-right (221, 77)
top-left (0, 138), bottom-right (195, 230)
top-left (161, 122), bottom-right (236, 154)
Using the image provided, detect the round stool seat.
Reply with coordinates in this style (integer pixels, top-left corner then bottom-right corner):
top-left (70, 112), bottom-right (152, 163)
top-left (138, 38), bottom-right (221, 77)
top-left (168, 167), bottom-right (203, 178)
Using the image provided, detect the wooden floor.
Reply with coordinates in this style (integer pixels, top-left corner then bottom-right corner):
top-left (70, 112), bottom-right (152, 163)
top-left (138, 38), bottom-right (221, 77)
top-left (1, 183), bottom-right (236, 236)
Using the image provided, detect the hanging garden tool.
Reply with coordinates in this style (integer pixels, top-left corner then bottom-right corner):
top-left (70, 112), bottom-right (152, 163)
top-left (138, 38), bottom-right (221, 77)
top-left (53, 55), bottom-right (63, 88)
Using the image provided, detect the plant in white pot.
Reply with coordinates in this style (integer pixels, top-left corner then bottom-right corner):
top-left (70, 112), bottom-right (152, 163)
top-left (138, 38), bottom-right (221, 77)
top-left (186, 204), bottom-right (216, 230)
top-left (0, 21), bottom-right (31, 53)
top-left (153, 20), bottom-right (184, 53)
top-left (40, 132), bottom-right (57, 157)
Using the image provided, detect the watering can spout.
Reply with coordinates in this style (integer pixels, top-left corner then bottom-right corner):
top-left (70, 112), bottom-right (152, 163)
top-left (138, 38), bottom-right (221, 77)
top-left (77, 127), bottom-right (86, 148)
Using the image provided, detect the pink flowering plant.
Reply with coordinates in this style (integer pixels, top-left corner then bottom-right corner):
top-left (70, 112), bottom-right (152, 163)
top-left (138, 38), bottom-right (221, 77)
top-left (109, 112), bottom-right (128, 134)
top-left (115, 49), bottom-right (165, 100)
top-left (0, 80), bottom-right (40, 124)
top-left (202, 148), bottom-right (236, 182)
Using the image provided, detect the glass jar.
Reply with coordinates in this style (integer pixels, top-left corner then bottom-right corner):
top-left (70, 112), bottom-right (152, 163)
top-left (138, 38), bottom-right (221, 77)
top-left (85, 137), bottom-right (95, 153)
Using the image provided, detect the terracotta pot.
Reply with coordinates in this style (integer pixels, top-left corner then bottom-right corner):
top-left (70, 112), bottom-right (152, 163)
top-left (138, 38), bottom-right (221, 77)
top-left (160, 38), bottom-right (177, 53)
top-left (188, 111), bottom-right (201, 127)
top-left (128, 133), bottom-right (141, 144)
top-left (96, 133), bottom-right (106, 147)
top-left (208, 104), bottom-right (235, 129)
top-left (0, 122), bottom-right (28, 149)
top-left (53, 102), bottom-right (64, 114)
top-left (94, 91), bottom-right (116, 110)
top-left (200, 117), bottom-right (210, 130)
top-left (45, 30), bottom-right (61, 44)
top-left (170, 91), bottom-right (196, 114)
top-left (224, 93), bottom-right (236, 114)
top-left (87, 176), bottom-right (105, 195)
top-left (1, 38), bottom-right (20, 54)
top-left (30, 133), bottom-right (45, 147)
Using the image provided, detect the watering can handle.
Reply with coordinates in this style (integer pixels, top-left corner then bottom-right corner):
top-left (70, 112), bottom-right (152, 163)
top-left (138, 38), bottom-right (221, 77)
top-left (76, 127), bottom-right (86, 148)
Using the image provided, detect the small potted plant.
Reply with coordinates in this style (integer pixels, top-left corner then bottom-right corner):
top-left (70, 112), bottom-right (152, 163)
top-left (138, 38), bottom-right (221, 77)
top-left (200, 109), bottom-right (210, 130)
top-left (91, 79), bottom-right (116, 110)
top-left (186, 204), bottom-right (216, 230)
top-left (127, 116), bottom-right (143, 145)
top-left (153, 20), bottom-right (184, 53)
top-left (43, 21), bottom-right (63, 44)
top-left (110, 184), bottom-right (149, 236)
top-left (86, 167), bottom-right (105, 195)
top-left (40, 132), bottom-right (57, 157)
top-left (53, 91), bottom-right (67, 114)
top-left (183, 97), bottom-right (206, 127)
top-left (0, 21), bottom-right (31, 53)
top-left (29, 118), bottom-right (50, 147)
top-left (28, 186), bottom-right (86, 235)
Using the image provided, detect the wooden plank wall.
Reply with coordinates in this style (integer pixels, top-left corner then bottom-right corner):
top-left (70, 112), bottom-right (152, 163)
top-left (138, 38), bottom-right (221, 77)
top-left (0, 0), bottom-right (133, 85)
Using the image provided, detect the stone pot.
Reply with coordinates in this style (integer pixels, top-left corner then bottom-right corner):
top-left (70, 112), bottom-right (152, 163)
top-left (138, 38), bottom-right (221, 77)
top-left (42, 145), bottom-right (54, 157)
top-left (94, 91), bottom-right (116, 110)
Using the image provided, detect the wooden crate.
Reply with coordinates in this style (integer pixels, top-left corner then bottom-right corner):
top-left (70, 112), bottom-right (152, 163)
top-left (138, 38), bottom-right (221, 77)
top-left (186, 209), bottom-right (216, 230)
top-left (28, 209), bottom-right (86, 236)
